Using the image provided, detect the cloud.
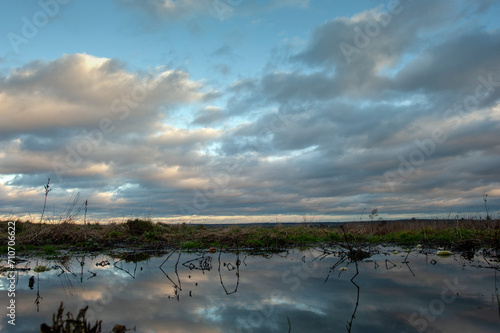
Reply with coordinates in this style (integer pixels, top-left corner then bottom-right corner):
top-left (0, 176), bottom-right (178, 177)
top-left (192, 106), bottom-right (227, 126)
top-left (291, 0), bottom-right (480, 97)
top-left (0, 53), bottom-right (219, 217)
top-left (0, 53), bottom-right (205, 137)
top-left (115, 0), bottom-right (210, 21)
top-left (205, 0), bottom-right (500, 217)
top-left (212, 63), bottom-right (231, 76)
top-left (1, 1), bottom-right (500, 221)
top-left (211, 45), bottom-right (233, 57)
top-left (115, 0), bottom-right (311, 21)
top-left (394, 30), bottom-right (500, 94)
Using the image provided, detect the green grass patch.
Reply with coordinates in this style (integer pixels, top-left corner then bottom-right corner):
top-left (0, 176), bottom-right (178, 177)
top-left (34, 265), bottom-right (51, 273)
top-left (182, 240), bottom-right (203, 249)
top-left (0, 245), bottom-right (8, 254)
top-left (209, 241), bottom-right (222, 248)
top-left (21, 244), bottom-right (37, 251)
top-left (126, 236), bottom-right (138, 242)
top-left (108, 231), bottom-right (124, 238)
top-left (42, 244), bottom-right (57, 255)
top-left (143, 230), bottom-right (160, 241)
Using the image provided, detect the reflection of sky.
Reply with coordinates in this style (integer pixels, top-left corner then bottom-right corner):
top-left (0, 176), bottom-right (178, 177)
top-left (0, 248), bottom-right (498, 333)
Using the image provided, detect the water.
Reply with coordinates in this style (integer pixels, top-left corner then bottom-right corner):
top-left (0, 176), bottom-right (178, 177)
top-left (1, 246), bottom-right (499, 332)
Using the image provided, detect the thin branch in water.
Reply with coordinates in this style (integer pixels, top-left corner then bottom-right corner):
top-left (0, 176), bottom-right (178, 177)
top-left (218, 249), bottom-right (240, 295)
top-left (114, 257), bottom-right (137, 279)
top-left (159, 250), bottom-right (183, 292)
top-left (346, 260), bottom-right (360, 333)
top-left (385, 259), bottom-right (397, 270)
top-left (324, 256), bottom-right (347, 284)
top-left (402, 251), bottom-right (416, 277)
top-left (495, 269), bottom-right (499, 319)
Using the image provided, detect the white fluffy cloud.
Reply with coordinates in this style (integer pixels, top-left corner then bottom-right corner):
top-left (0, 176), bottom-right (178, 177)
top-left (0, 53), bottom-right (204, 136)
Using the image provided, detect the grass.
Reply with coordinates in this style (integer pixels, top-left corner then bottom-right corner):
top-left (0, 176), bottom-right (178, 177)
top-left (40, 302), bottom-right (128, 333)
top-left (33, 265), bottom-right (51, 273)
top-left (42, 244), bottom-right (57, 255)
top-left (0, 217), bottom-right (498, 253)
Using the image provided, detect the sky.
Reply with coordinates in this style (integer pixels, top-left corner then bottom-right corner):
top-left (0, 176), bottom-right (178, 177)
top-left (0, 0), bottom-right (499, 223)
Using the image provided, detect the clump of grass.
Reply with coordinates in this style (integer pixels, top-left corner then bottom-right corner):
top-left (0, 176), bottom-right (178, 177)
top-left (111, 251), bottom-right (151, 263)
top-left (182, 240), bottom-right (203, 249)
top-left (40, 302), bottom-right (129, 332)
top-left (126, 219), bottom-right (154, 236)
top-left (34, 265), bottom-right (51, 273)
top-left (108, 231), bottom-right (124, 238)
top-left (21, 244), bottom-right (36, 251)
top-left (143, 230), bottom-right (158, 241)
top-left (126, 236), bottom-right (138, 242)
top-left (42, 244), bottom-right (57, 255)
top-left (89, 222), bottom-right (103, 230)
top-left (40, 302), bottom-right (102, 333)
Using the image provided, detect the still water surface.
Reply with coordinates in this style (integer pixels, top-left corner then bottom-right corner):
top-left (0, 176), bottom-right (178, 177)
top-left (1, 246), bottom-right (499, 332)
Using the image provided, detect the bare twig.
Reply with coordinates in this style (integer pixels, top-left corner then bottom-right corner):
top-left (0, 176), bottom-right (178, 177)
top-left (40, 178), bottom-right (51, 224)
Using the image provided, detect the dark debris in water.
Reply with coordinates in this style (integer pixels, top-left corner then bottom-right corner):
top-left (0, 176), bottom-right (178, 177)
top-left (40, 302), bottom-right (132, 333)
top-left (347, 249), bottom-right (372, 261)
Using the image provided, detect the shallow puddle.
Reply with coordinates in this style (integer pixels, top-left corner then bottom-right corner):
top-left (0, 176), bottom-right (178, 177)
top-left (1, 246), bottom-right (499, 332)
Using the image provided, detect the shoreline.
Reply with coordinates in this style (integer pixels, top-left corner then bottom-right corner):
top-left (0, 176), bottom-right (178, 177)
top-left (1, 218), bottom-right (499, 256)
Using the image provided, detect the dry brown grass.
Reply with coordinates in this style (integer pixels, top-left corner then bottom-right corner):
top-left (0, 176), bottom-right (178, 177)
top-left (341, 217), bottom-right (499, 236)
top-left (0, 217), bottom-right (498, 251)
top-left (18, 222), bottom-right (104, 244)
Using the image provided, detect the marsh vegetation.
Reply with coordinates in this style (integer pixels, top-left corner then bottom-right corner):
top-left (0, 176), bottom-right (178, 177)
top-left (1, 217), bottom-right (499, 255)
